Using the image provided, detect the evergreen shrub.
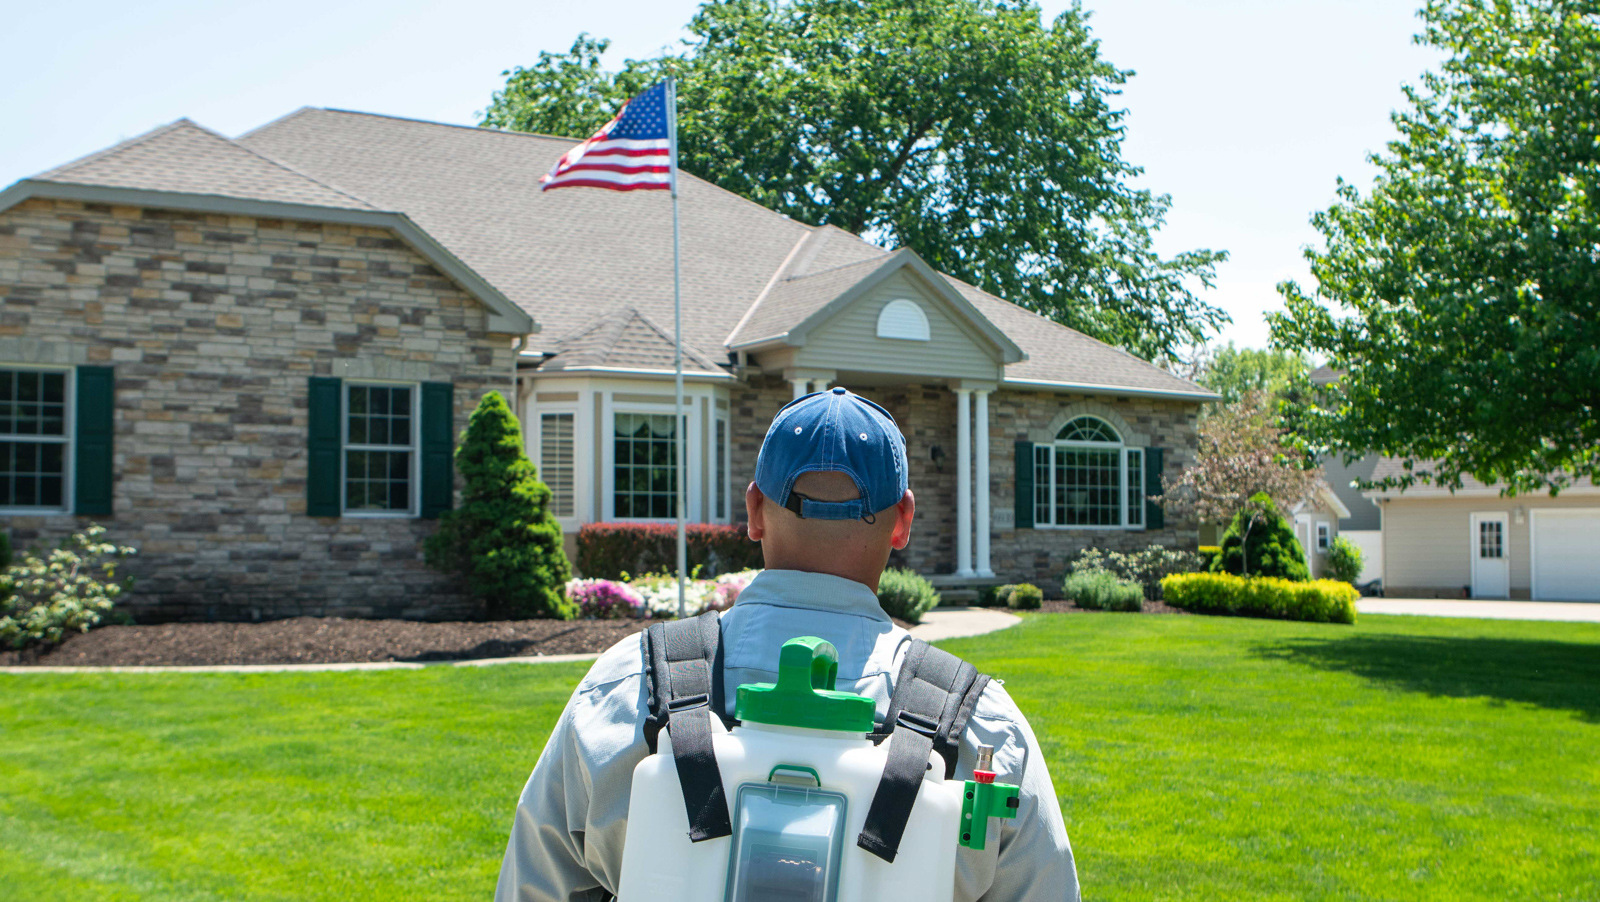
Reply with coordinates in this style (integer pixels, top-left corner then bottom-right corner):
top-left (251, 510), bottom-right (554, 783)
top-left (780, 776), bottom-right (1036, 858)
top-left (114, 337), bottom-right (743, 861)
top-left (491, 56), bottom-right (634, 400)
top-left (1325, 535), bottom-right (1364, 584)
top-left (1062, 570), bottom-right (1144, 612)
top-left (1004, 583), bottom-right (1044, 610)
top-left (1161, 573), bottom-right (1357, 624)
top-left (1198, 545), bottom-right (1221, 569)
top-left (424, 391), bottom-right (574, 619)
top-left (576, 523), bottom-right (762, 580)
top-left (876, 568), bottom-right (940, 623)
top-left (1213, 494), bottom-right (1310, 581)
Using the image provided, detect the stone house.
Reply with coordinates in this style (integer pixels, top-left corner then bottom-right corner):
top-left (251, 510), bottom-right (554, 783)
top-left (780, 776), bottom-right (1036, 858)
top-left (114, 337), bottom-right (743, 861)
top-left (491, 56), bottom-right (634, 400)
top-left (0, 110), bottom-right (1214, 620)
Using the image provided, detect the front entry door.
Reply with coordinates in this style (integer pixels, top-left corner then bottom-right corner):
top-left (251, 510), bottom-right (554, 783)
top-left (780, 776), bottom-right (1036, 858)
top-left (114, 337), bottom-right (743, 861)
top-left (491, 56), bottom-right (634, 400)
top-left (1470, 512), bottom-right (1510, 599)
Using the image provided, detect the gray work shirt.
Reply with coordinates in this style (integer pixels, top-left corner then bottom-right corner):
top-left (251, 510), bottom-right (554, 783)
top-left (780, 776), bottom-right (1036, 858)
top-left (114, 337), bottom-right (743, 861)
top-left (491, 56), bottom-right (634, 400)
top-left (494, 569), bottom-right (1080, 902)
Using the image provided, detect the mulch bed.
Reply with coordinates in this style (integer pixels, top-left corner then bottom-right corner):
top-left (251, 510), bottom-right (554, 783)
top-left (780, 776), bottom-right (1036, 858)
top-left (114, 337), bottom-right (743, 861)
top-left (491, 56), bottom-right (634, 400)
top-left (0, 617), bottom-right (652, 668)
top-left (0, 603), bottom-right (1173, 668)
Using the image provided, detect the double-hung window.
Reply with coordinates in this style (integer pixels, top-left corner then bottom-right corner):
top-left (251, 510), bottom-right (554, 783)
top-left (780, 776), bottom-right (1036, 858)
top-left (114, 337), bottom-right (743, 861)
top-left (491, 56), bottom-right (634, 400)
top-left (1032, 416), bottom-right (1145, 529)
top-left (343, 382), bottom-right (417, 515)
top-left (0, 367), bottom-right (70, 511)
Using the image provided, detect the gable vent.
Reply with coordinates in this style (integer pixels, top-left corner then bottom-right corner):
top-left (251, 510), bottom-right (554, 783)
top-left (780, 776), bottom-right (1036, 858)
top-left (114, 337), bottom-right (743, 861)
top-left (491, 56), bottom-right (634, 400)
top-left (876, 299), bottom-right (930, 341)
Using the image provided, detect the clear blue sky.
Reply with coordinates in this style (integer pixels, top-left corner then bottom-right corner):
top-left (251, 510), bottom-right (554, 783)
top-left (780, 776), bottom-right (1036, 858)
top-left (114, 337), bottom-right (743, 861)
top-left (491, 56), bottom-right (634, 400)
top-left (0, 0), bottom-right (1439, 351)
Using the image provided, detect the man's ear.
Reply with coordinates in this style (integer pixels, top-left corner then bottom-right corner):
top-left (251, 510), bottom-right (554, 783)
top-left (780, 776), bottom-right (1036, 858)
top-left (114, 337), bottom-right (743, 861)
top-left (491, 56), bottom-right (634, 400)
top-left (745, 482), bottom-right (766, 541)
top-left (889, 489), bottom-right (915, 550)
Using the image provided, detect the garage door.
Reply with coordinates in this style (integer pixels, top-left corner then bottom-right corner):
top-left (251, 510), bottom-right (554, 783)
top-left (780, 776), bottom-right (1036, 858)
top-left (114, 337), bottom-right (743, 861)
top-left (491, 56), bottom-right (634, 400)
top-left (1531, 509), bottom-right (1600, 601)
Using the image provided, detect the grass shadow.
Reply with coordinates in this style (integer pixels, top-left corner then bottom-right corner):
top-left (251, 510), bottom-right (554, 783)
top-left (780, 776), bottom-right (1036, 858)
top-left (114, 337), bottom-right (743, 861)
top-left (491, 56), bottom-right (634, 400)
top-left (1251, 633), bottom-right (1600, 723)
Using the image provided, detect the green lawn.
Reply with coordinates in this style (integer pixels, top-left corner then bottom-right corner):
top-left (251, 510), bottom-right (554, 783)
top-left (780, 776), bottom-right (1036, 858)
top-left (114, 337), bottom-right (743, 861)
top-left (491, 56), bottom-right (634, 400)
top-left (2, 613), bottom-right (1596, 901)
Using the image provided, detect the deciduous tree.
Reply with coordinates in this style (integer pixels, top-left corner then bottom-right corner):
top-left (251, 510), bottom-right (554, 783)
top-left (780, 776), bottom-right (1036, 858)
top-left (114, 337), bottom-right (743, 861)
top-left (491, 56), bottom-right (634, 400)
top-left (483, 0), bottom-right (1228, 360)
top-left (1271, 0), bottom-right (1600, 494)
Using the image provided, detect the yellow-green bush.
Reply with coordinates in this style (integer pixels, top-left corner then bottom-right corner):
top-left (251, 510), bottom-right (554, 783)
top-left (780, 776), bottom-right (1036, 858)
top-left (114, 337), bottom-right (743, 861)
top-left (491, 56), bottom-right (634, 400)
top-left (1159, 572), bottom-right (1357, 624)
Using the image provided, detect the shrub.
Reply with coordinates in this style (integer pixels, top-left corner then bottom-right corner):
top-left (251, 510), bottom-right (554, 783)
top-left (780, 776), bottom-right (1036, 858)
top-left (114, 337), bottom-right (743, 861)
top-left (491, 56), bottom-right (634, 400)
top-left (1161, 572), bottom-right (1357, 624)
top-left (1062, 570), bottom-right (1144, 612)
top-left (1198, 545), bottom-right (1221, 570)
top-left (976, 584), bottom-right (1008, 607)
top-left (1, 525), bottom-right (137, 649)
top-left (1325, 535), bottom-right (1364, 584)
top-left (0, 530), bottom-right (11, 569)
top-left (424, 391), bottom-right (574, 619)
top-left (1070, 545), bottom-right (1203, 599)
top-left (577, 522), bottom-right (763, 580)
top-left (1005, 583), bottom-right (1044, 610)
top-left (876, 568), bottom-right (940, 623)
top-left (1213, 494), bottom-right (1309, 581)
top-left (564, 578), bottom-right (645, 619)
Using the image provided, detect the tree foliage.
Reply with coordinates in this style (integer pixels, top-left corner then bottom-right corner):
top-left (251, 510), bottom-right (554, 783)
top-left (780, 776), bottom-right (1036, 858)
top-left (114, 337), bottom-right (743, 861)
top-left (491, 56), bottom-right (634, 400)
top-left (483, 0), bottom-right (1228, 360)
top-left (424, 392), bottom-right (575, 620)
top-left (1159, 389), bottom-right (1323, 527)
top-left (1191, 343), bottom-right (1313, 408)
top-left (1271, 0), bottom-right (1600, 494)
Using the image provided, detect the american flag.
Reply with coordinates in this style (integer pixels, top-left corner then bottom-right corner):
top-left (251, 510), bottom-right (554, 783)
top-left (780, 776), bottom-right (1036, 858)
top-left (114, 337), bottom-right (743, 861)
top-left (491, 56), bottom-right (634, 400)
top-left (540, 81), bottom-right (673, 192)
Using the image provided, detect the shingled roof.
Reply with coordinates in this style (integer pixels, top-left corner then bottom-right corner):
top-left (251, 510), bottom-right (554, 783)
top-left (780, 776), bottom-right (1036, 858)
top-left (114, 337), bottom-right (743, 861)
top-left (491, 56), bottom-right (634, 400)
top-left (10, 107), bottom-right (1214, 400)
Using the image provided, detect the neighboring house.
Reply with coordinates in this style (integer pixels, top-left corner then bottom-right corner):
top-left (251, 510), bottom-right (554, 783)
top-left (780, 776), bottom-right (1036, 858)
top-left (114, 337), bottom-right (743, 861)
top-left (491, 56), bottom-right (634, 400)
top-left (1309, 366), bottom-right (1382, 582)
top-left (1290, 481), bottom-right (1351, 579)
top-left (0, 110), bottom-right (1214, 621)
top-left (1365, 458), bottom-right (1600, 601)
top-left (1320, 453), bottom-right (1383, 583)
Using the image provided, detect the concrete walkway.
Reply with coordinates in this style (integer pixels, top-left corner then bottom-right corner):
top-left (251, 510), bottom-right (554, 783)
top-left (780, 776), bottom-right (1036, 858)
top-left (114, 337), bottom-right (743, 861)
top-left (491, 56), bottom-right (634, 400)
top-left (1358, 599), bottom-right (1600, 622)
top-left (2, 607), bottom-right (1022, 675)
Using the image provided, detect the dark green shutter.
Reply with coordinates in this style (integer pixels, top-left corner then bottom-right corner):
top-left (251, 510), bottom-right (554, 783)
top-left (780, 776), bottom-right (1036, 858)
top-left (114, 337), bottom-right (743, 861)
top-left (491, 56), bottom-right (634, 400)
top-left (306, 377), bottom-right (342, 517)
top-left (419, 382), bottom-right (455, 519)
top-left (1014, 440), bottom-right (1035, 529)
top-left (1144, 446), bottom-right (1165, 530)
top-left (74, 365), bottom-right (115, 515)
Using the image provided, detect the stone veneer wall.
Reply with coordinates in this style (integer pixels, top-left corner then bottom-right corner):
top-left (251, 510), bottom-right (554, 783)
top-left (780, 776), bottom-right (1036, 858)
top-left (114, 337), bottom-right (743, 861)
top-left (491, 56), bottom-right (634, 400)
top-left (727, 377), bottom-right (1201, 590)
top-left (0, 197), bottom-right (518, 621)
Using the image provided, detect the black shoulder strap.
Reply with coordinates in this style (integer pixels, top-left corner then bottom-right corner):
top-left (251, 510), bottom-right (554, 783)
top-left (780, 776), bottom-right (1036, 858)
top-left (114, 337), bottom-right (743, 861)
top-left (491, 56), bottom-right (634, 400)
top-left (640, 610), bottom-right (733, 842)
top-left (857, 638), bottom-right (990, 863)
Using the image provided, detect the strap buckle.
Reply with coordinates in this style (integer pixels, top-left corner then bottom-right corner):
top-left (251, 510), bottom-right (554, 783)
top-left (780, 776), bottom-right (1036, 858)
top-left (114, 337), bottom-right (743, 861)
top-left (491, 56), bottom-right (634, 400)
top-left (668, 693), bottom-right (712, 713)
top-left (894, 710), bottom-right (940, 739)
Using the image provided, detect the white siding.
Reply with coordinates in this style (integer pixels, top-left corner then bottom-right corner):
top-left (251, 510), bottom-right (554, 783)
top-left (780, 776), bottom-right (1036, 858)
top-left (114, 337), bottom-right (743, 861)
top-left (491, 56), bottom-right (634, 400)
top-left (1381, 493), bottom-right (1600, 597)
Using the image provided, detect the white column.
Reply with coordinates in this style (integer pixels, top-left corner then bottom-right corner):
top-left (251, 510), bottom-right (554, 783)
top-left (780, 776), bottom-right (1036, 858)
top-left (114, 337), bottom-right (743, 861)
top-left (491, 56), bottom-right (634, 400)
top-left (975, 389), bottom-right (993, 577)
top-left (955, 388), bottom-right (974, 577)
top-left (791, 378), bottom-right (809, 400)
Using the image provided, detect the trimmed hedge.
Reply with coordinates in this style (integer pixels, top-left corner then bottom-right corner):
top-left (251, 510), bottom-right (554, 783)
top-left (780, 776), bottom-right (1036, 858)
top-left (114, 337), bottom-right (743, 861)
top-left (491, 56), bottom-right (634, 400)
top-left (1160, 573), bottom-right (1358, 624)
top-left (876, 568), bottom-right (940, 623)
top-left (576, 522), bottom-right (763, 580)
top-left (996, 583), bottom-right (1043, 610)
top-left (1062, 570), bottom-right (1144, 612)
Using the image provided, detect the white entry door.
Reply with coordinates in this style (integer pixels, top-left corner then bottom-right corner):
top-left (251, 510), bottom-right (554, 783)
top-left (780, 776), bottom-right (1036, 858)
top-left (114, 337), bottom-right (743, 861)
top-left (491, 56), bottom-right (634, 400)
top-left (1470, 512), bottom-right (1510, 599)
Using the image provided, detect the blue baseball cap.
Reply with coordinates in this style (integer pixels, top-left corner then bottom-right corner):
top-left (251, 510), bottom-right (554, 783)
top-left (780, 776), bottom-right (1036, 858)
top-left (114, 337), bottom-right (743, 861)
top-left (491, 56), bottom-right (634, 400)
top-left (754, 387), bottom-right (908, 522)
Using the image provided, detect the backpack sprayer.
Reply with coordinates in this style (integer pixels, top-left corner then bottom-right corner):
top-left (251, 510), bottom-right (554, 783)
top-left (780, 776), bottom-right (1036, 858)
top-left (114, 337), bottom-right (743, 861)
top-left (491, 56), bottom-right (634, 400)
top-left (618, 623), bottom-right (1021, 901)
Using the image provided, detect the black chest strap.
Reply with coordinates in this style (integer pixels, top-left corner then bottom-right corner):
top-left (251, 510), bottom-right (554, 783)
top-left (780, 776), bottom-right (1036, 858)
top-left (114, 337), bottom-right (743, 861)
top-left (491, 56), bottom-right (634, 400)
top-left (857, 638), bottom-right (990, 863)
top-left (640, 610), bottom-right (734, 842)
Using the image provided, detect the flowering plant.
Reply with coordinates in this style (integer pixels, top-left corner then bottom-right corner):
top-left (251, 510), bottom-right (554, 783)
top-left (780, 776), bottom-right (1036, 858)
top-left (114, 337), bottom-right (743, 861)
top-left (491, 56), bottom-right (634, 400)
top-left (709, 569), bottom-right (760, 611)
top-left (631, 574), bottom-right (717, 619)
top-left (563, 578), bottom-right (646, 620)
top-left (1, 525), bottom-right (137, 649)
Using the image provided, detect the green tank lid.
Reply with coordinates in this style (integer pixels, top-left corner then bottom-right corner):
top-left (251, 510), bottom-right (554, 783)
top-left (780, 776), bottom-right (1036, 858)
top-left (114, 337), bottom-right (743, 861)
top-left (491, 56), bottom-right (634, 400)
top-left (736, 636), bottom-right (876, 733)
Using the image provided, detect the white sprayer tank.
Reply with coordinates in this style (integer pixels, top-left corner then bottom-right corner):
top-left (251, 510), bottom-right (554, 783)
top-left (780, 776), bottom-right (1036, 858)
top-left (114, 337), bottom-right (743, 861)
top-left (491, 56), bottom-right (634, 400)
top-left (617, 636), bottom-right (963, 902)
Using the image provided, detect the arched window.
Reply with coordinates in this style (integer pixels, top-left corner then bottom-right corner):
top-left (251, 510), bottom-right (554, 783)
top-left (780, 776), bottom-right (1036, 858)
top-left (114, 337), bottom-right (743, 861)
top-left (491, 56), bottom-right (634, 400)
top-left (876, 299), bottom-right (931, 341)
top-left (1033, 416), bottom-right (1145, 528)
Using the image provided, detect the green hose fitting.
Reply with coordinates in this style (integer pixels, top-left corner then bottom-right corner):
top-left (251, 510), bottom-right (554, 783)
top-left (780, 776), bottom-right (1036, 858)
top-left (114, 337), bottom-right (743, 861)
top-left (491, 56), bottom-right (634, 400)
top-left (958, 745), bottom-right (1020, 851)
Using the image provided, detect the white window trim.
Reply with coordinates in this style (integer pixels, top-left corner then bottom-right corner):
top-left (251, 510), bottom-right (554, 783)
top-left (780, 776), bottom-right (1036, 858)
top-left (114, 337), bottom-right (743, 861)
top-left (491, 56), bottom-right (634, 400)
top-left (535, 407), bottom-right (580, 528)
top-left (340, 379), bottom-right (420, 519)
top-left (0, 363), bottom-right (75, 517)
top-left (1033, 417), bottom-right (1145, 531)
top-left (606, 401), bottom-right (702, 523)
top-left (714, 411), bottom-right (731, 524)
top-left (1316, 522), bottom-right (1331, 552)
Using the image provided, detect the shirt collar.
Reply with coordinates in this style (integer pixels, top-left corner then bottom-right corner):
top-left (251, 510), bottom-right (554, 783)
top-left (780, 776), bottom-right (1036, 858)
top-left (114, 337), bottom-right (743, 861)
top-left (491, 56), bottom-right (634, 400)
top-left (732, 569), bottom-right (890, 623)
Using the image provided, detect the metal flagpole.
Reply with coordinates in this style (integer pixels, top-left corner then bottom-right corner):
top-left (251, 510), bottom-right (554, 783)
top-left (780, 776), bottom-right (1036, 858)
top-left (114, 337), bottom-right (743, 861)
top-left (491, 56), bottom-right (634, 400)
top-left (668, 77), bottom-right (688, 620)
